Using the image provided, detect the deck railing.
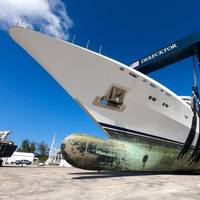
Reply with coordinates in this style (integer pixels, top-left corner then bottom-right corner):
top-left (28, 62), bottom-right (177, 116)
top-left (16, 18), bottom-right (103, 54)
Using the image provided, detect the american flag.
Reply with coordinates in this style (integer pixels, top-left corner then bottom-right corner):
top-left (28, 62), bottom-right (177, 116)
top-left (130, 60), bottom-right (140, 68)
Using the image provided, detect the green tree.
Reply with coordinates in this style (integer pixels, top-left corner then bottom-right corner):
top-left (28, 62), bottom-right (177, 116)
top-left (17, 139), bottom-right (36, 153)
top-left (17, 139), bottom-right (30, 152)
top-left (37, 141), bottom-right (49, 161)
top-left (17, 139), bottom-right (49, 161)
top-left (29, 142), bottom-right (36, 153)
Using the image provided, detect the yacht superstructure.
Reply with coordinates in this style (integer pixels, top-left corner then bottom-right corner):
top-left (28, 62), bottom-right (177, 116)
top-left (9, 26), bottom-right (200, 171)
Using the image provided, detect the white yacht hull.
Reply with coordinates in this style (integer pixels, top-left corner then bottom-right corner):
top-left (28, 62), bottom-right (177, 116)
top-left (9, 27), bottom-right (200, 171)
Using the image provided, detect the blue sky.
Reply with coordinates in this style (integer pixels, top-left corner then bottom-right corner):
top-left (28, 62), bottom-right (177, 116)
top-left (1, 0), bottom-right (200, 147)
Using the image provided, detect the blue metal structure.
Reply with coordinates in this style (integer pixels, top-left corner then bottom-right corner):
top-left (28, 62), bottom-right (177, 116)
top-left (130, 30), bottom-right (200, 74)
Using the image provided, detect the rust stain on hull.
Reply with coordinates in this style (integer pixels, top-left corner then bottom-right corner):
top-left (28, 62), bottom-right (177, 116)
top-left (61, 133), bottom-right (200, 172)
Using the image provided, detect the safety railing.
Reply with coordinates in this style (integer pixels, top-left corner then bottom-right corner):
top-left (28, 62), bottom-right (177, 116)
top-left (16, 17), bottom-right (103, 54)
top-left (67, 33), bottom-right (103, 54)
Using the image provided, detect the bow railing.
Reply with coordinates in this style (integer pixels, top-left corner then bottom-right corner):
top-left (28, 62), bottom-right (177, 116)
top-left (15, 17), bottom-right (103, 54)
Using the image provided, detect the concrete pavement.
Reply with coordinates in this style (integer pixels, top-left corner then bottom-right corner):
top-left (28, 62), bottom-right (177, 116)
top-left (0, 166), bottom-right (199, 200)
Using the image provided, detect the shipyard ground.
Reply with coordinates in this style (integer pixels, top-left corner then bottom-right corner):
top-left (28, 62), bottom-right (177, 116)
top-left (0, 166), bottom-right (199, 200)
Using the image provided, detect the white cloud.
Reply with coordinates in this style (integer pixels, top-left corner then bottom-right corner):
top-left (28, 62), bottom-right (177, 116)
top-left (0, 0), bottom-right (73, 39)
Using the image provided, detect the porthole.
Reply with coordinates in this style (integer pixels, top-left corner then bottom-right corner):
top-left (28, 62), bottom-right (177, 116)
top-left (143, 155), bottom-right (148, 164)
top-left (149, 96), bottom-right (157, 102)
top-left (150, 83), bottom-right (157, 88)
top-left (165, 92), bottom-right (171, 97)
top-left (162, 102), bottom-right (169, 108)
top-left (152, 97), bottom-right (157, 101)
top-left (129, 72), bottom-right (138, 78)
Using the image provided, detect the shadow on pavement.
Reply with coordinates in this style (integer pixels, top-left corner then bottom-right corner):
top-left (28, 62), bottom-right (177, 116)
top-left (70, 171), bottom-right (200, 180)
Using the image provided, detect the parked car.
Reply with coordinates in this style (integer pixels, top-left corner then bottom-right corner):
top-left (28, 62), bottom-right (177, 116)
top-left (16, 160), bottom-right (32, 165)
top-left (38, 162), bottom-right (45, 166)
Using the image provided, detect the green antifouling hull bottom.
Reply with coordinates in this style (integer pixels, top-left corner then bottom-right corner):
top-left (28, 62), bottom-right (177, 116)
top-left (61, 132), bottom-right (200, 172)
